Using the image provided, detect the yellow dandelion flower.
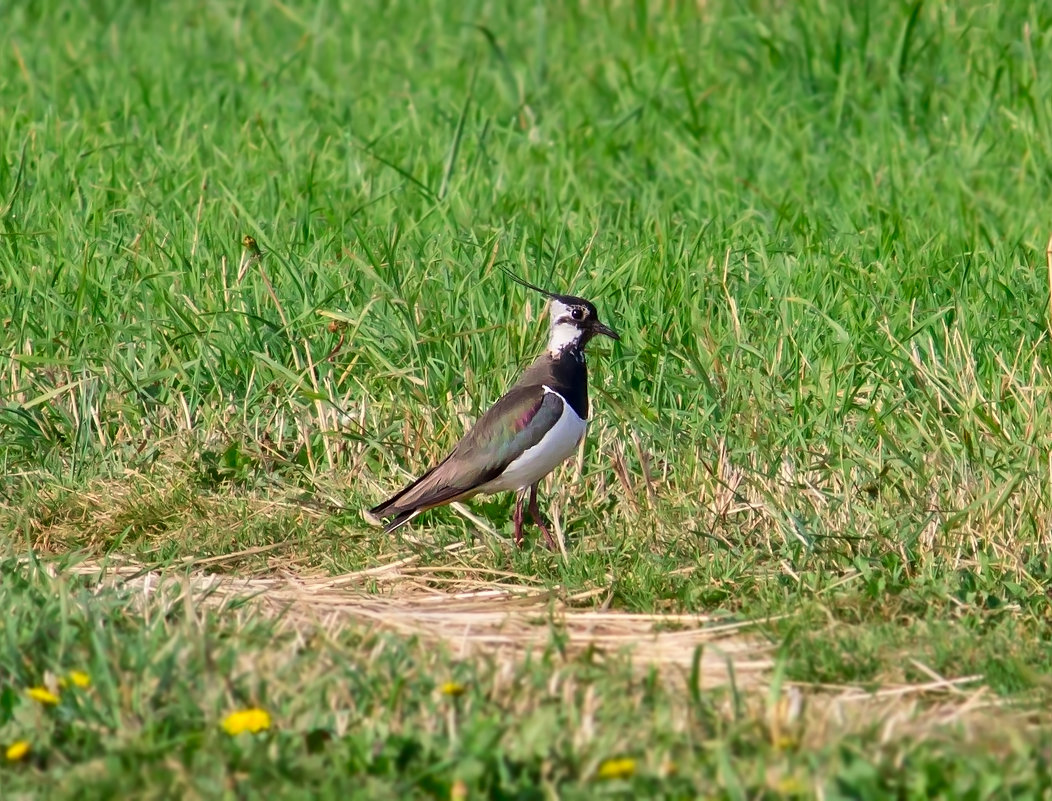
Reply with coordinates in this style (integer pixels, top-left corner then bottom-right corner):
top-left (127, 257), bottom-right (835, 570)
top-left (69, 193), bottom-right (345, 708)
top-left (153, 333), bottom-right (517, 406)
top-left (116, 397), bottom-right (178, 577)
top-left (439, 682), bottom-right (466, 698)
top-left (450, 778), bottom-right (468, 800)
top-left (59, 670), bottom-right (92, 689)
top-left (26, 687), bottom-right (60, 705)
top-left (5, 740), bottom-right (31, 762)
top-left (596, 757), bottom-right (636, 780)
top-left (221, 708), bottom-right (272, 735)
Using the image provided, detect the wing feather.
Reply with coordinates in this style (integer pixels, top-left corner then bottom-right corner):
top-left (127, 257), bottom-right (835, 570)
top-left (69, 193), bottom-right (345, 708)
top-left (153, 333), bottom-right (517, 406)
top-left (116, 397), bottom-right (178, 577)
top-left (370, 384), bottom-right (562, 522)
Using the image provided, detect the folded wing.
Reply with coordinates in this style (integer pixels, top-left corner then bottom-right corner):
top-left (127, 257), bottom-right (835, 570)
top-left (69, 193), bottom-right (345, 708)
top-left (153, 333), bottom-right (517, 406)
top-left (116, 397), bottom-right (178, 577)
top-left (370, 384), bottom-right (564, 530)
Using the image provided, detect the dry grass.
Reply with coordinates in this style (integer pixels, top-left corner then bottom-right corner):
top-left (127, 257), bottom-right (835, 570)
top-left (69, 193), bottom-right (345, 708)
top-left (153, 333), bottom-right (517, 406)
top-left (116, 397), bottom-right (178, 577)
top-left (61, 552), bottom-right (774, 691)
top-left (38, 551), bottom-right (1041, 753)
top-left (8, 465), bottom-right (1048, 754)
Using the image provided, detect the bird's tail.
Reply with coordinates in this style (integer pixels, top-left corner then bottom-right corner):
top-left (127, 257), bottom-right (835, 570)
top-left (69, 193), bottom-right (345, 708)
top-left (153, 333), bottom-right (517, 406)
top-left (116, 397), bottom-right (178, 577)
top-left (368, 460), bottom-right (468, 531)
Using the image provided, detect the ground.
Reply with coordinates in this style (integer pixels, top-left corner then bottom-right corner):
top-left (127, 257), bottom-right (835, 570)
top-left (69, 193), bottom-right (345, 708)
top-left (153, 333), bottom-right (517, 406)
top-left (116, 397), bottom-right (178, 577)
top-left (2, 0), bottom-right (1052, 798)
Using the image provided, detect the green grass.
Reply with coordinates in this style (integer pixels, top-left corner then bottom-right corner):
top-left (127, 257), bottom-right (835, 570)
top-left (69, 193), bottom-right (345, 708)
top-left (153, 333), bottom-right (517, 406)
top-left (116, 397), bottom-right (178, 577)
top-left (3, 0), bottom-right (1052, 796)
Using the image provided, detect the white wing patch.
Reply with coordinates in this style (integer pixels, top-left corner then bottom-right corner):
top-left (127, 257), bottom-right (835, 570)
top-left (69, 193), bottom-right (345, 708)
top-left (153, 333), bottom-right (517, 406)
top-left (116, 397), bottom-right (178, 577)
top-left (477, 386), bottom-right (588, 494)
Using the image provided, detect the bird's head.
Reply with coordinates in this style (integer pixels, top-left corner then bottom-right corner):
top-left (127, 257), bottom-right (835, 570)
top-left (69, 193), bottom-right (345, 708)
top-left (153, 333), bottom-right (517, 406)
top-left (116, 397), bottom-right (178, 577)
top-left (496, 264), bottom-right (619, 356)
top-left (546, 294), bottom-right (619, 355)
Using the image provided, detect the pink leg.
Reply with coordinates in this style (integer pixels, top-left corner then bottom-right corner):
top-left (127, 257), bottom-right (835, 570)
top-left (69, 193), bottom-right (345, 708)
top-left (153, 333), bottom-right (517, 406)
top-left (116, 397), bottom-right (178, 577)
top-left (513, 491), bottom-right (525, 547)
top-left (527, 483), bottom-right (557, 551)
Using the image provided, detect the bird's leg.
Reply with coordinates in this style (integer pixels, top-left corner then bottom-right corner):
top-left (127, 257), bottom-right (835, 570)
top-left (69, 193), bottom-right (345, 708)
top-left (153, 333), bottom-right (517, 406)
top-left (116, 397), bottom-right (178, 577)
top-left (527, 482), bottom-right (557, 551)
top-left (513, 490), bottom-right (526, 547)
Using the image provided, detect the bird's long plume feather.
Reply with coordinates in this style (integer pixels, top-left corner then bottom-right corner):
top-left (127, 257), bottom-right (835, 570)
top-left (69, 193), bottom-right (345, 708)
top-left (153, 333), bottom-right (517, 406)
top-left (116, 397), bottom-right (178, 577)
top-left (497, 263), bottom-right (561, 300)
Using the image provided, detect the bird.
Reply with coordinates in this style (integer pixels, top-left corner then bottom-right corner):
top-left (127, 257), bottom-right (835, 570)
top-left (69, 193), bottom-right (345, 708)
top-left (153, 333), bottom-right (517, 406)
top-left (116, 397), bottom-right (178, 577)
top-left (368, 271), bottom-right (619, 549)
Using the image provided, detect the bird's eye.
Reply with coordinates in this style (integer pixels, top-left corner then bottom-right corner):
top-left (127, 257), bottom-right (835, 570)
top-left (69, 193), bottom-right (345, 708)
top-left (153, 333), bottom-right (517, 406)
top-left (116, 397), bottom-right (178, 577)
top-left (571, 307), bottom-right (584, 321)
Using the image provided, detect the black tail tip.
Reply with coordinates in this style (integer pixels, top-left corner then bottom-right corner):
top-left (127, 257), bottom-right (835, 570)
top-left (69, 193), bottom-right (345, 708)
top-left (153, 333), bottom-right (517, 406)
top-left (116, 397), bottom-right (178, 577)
top-left (363, 506), bottom-right (418, 534)
top-left (383, 509), bottom-right (419, 534)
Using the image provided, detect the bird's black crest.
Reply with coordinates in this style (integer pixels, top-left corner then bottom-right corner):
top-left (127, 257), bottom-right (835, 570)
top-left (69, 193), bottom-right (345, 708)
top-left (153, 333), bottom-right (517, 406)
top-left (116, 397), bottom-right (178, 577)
top-left (497, 263), bottom-right (561, 298)
top-left (497, 264), bottom-right (585, 305)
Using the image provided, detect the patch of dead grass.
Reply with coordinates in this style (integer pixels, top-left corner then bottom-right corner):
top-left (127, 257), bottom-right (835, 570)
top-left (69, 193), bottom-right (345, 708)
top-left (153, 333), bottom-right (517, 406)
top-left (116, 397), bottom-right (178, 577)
top-left (64, 553), bottom-right (773, 691)
top-left (41, 553), bottom-right (1045, 751)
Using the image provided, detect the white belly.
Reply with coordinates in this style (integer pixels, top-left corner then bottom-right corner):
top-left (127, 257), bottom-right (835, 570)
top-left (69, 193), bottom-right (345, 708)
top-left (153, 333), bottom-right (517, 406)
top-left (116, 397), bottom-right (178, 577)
top-left (478, 388), bottom-right (587, 494)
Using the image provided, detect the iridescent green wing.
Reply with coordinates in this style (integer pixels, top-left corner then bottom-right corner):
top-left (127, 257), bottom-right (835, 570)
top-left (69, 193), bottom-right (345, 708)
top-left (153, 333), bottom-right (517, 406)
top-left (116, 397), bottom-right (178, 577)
top-left (452, 384), bottom-right (563, 475)
top-left (370, 385), bottom-right (562, 517)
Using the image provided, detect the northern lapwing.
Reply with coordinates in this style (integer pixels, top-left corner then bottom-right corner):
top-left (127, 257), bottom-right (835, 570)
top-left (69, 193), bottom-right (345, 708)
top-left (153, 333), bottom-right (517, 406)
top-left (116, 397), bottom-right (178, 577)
top-left (368, 272), bottom-right (619, 549)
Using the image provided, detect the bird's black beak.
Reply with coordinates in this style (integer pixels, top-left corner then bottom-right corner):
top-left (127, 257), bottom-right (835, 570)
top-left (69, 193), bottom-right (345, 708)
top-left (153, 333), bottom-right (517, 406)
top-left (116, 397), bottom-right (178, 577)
top-left (591, 321), bottom-right (620, 341)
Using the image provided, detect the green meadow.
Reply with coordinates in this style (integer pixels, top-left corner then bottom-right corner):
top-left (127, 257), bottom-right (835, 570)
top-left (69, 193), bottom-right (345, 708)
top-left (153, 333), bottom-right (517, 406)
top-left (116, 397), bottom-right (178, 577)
top-left (3, 0), bottom-right (1052, 796)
